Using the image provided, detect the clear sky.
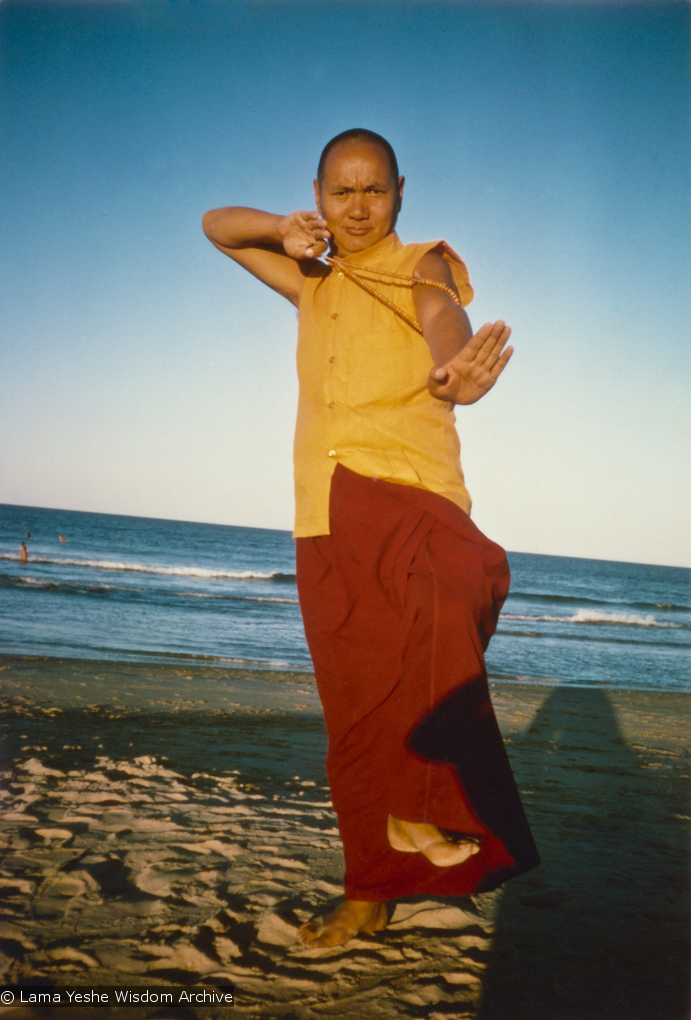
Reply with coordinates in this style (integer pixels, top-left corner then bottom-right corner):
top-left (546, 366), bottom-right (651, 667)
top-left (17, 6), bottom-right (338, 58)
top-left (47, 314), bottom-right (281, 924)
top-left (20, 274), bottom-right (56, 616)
top-left (1, 0), bottom-right (689, 567)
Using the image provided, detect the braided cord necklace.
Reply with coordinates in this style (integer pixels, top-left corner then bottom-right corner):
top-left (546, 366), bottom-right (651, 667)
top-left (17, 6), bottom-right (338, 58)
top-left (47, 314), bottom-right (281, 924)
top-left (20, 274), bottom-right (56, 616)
top-left (324, 254), bottom-right (461, 336)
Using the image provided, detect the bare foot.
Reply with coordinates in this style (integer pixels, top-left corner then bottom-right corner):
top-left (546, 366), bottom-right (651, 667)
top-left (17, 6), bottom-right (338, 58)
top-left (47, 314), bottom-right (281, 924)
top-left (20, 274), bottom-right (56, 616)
top-left (298, 899), bottom-right (388, 948)
top-left (388, 814), bottom-right (482, 868)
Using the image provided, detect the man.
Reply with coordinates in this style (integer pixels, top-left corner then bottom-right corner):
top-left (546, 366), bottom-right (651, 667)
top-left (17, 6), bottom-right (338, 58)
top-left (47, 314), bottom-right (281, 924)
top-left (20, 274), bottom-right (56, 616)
top-left (202, 129), bottom-right (539, 948)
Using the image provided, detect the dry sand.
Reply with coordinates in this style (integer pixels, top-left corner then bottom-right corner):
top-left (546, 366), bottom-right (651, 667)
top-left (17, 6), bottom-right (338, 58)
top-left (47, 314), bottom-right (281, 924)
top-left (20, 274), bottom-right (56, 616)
top-left (0, 656), bottom-right (689, 1019)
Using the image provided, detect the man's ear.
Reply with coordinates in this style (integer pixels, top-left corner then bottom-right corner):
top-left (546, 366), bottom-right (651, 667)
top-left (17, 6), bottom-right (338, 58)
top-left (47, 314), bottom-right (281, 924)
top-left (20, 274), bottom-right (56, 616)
top-left (396, 175), bottom-right (405, 214)
top-left (313, 179), bottom-right (322, 215)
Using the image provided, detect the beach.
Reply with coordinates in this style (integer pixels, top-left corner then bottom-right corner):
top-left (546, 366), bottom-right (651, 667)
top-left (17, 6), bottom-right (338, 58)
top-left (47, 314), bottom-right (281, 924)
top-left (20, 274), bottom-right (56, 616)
top-left (0, 656), bottom-right (688, 1020)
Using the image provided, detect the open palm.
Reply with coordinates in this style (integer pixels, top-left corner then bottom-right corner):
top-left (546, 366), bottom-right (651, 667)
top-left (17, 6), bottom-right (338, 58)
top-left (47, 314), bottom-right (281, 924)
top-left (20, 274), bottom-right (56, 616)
top-left (428, 320), bottom-right (513, 405)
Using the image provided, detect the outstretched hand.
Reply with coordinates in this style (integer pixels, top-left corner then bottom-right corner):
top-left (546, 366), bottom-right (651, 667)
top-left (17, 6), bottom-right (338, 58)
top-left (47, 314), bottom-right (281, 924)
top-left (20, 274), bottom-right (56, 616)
top-left (278, 211), bottom-right (331, 259)
top-left (428, 321), bottom-right (513, 405)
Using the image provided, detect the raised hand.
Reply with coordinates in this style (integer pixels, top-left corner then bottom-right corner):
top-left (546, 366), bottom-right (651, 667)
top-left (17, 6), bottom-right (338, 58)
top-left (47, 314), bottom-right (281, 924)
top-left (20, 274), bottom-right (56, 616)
top-left (278, 210), bottom-right (331, 260)
top-left (428, 320), bottom-right (513, 405)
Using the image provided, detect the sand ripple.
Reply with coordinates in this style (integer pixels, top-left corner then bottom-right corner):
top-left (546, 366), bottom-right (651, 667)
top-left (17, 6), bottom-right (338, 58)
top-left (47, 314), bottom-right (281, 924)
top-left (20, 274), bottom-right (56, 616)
top-left (1, 679), bottom-right (688, 1019)
top-left (0, 750), bottom-right (495, 1018)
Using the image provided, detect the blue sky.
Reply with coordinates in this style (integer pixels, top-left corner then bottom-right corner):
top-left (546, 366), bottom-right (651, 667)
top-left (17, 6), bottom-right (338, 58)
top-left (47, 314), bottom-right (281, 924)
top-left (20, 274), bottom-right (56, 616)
top-left (1, 0), bottom-right (689, 566)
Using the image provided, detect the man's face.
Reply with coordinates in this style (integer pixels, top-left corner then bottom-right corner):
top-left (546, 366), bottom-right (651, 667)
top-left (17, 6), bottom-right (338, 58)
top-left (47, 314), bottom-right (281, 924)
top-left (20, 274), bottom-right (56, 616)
top-left (314, 140), bottom-right (405, 256)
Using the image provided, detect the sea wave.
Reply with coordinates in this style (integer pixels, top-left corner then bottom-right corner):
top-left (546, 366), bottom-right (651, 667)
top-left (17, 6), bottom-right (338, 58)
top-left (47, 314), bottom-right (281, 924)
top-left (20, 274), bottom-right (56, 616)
top-left (0, 553), bottom-right (295, 582)
top-left (0, 639), bottom-right (301, 671)
top-left (509, 591), bottom-right (691, 613)
top-left (502, 609), bottom-right (681, 629)
top-left (496, 628), bottom-right (689, 649)
top-left (185, 593), bottom-right (300, 604)
top-left (1, 574), bottom-right (299, 604)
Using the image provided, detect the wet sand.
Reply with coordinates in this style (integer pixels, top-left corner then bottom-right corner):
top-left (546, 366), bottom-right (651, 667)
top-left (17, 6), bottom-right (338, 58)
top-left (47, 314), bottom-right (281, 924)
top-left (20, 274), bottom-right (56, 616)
top-left (0, 656), bottom-right (689, 1019)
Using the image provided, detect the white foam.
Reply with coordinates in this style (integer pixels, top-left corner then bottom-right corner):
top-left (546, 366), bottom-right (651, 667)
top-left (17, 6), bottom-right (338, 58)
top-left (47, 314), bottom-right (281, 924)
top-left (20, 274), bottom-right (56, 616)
top-left (0, 552), bottom-right (288, 581)
top-left (503, 609), bottom-right (679, 628)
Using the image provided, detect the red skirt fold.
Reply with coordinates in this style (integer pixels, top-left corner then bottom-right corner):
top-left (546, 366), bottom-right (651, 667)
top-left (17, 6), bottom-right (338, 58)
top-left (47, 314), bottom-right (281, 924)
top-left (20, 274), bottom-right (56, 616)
top-left (296, 464), bottom-right (539, 901)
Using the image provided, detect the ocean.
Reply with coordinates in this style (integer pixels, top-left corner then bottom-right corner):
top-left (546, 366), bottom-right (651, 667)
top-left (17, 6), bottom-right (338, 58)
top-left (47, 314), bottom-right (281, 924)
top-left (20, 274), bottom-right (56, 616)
top-left (1, 503), bottom-right (688, 693)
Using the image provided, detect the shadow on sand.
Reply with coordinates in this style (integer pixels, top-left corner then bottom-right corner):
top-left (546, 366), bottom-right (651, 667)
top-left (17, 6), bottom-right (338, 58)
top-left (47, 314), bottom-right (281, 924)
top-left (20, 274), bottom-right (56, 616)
top-left (477, 685), bottom-right (690, 1020)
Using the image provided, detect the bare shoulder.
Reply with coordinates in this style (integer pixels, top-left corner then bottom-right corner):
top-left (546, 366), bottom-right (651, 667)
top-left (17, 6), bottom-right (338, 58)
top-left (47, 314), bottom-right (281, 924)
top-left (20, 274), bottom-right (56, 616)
top-left (413, 246), bottom-right (458, 290)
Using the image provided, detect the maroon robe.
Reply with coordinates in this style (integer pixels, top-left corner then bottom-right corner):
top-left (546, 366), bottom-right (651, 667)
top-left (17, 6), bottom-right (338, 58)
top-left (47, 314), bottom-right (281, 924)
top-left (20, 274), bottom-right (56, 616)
top-left (296, 464), bottom-right (540, 901)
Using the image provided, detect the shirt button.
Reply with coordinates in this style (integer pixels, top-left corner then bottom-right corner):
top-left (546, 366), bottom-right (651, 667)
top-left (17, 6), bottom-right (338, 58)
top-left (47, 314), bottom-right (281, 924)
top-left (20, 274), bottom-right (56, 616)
top-left (328, 450), bottom-right (336, 458)
top-left (328, 401), bottom-right (335, 408)
top-left (332, 313), bottom-right (338, 320)
top-left (338, 272), bottom-right (344, 279)
top-left (328, 356), bottom-right (335, 363)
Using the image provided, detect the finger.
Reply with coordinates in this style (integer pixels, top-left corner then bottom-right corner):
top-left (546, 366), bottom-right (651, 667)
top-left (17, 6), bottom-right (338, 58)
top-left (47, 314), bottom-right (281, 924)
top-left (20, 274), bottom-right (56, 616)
top-left (458, 321), bottom-right (499, 362)
top-left (305, 240), bottom-right (328, 257)
top-left (303, 213), bottom-right (329, 230)
top-left (429, 363), bottom-right (454, 385)
top-left (492, 324), bottom-right (511, 358)
top-left (471, 321), bottom-right (511, 368)
top-left (477, 320), bottom-right (507, 339)
top-left (428, 378), bottom-right (455, 399)
top-left (478, 320), bottom-right (507, 348)
top-left (438, 327), bottom-right (492, 375)
top-left (484, 328), bottom-right (512, 369)
top-left (468, 321), bottom-right (495, 348)
top-left (305, 222), bottom-right (330, 240)
top-left (488, 322), bottom-right (511, 349)
top-left (489, 345), bottom-right (514, 376)
top-left (438, 320), bottom-right (511, 377)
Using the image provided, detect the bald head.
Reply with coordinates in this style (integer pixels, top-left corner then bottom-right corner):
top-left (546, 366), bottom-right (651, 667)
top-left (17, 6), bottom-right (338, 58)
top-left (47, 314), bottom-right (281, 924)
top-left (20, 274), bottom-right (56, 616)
top-left (317, 129), bottom-right (400, 186)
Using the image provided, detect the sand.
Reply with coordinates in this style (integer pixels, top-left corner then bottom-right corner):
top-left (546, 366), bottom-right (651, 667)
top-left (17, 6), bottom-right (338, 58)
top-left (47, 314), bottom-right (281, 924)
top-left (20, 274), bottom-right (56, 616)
top-left (0, 655), bottom-right (689, 1020)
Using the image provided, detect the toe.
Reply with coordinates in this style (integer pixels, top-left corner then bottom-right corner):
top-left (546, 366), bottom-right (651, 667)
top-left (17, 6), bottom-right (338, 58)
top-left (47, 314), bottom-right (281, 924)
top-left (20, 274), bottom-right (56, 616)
top-left (297, 921), bottom-right (321, 945)
top-left (299, 923), bottom-right (351, 948)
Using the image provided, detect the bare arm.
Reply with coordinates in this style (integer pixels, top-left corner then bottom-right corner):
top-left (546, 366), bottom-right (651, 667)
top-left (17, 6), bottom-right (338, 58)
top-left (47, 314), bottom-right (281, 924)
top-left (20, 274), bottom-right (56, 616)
top-left (412, 250), bottom-right (474, 365)
top-left (412, 249), bottom-right (513, 405)
top-left (201, 207), bottom-right (330, 307)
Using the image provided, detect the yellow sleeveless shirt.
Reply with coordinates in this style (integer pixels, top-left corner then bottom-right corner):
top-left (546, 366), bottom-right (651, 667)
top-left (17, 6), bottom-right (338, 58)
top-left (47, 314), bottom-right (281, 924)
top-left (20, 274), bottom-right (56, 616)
top-left (294, 231), bottom-right (474, 538)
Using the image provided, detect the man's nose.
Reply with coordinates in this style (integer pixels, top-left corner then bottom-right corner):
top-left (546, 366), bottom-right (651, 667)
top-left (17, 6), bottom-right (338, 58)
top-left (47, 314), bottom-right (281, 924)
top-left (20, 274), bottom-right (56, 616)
top-left (347, 192), bottom-right (368, 218)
